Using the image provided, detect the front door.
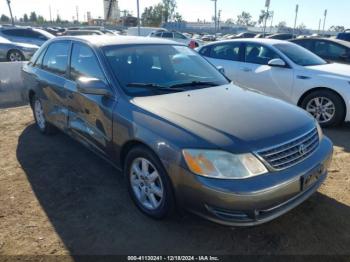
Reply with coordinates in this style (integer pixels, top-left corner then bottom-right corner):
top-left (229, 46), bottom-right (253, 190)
top-left (65, 42), bottom-right (116, 156)
top-left (236, 43), bottom-right (294, 102)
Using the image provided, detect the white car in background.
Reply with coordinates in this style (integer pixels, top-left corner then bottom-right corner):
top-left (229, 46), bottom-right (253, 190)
top-left (148, 30), bottom-right (203, 48)
top-left (197, 39), bottom-right (350, 127)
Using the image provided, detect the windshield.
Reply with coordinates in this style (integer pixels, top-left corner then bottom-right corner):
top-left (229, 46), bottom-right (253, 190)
top-left (274, 43), bottom-right (327, 66)
top-left (103, 44), bottom-right (229, 97)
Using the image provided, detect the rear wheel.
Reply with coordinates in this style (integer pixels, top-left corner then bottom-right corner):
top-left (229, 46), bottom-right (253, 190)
top-left (301, 90), bottom-right (345, 127)
top-left (32, 95), bottom-right (56, 134)
top-left (7, 50), bottom-right (24, 62)
top-left (124, 146), bottom-right (175, 219)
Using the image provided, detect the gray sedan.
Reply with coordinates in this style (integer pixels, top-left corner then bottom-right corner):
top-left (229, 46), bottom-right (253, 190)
top-left (22, 36), bottom-right (333, 226)
top-left (0, 36), bottom-right (38, 62)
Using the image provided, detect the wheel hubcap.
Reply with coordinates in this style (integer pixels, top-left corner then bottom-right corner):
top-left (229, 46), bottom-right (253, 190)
top-left (9, 52), bottom-right (22, 61)
top-left (34, 99), bottom-right (45, 129)
top-left (130, 158), bottom-right (164, 210)
top-left (306, 97), bottom-right (335, 124)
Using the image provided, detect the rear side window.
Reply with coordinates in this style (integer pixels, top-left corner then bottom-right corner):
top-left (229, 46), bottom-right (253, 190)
top-left (42, 42), bottom-right (70, 76)
top-left (162, 32), bottom-right (173, 38)
top-left (70, 43), bottom-right (105, 81)
top-left (294, 40), bottom-right (314, 50)
top-left (2, 29), bottom-right (26, 37)
top-left (314, 41), bottom-right (347, 58)
top-left (245, 43), bottom-right (280, 65)
top-left (210, 43), bottom-right (241, 61)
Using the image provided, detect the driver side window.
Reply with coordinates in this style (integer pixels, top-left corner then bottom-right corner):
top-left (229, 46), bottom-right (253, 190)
top-left (245, 43), bottom-right (280, 65)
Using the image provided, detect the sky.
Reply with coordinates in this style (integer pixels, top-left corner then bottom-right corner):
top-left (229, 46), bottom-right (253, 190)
top-left (0, 0), bottom-right (349, 30)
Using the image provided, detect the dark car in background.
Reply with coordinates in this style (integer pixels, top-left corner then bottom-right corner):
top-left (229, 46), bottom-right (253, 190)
top-left (266, 33), bottom-right (294, 40)
top-left (22, 35), bottom-right (333, 226)
top-left (291, 38), bottom-right (350, 64)
top-left (336, 32), bottom-right (350, 42)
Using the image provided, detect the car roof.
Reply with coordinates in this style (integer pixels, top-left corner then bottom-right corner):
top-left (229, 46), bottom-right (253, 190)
top-left (200, 38), bottom-right (289, 47)
top-left (50, 35), bottom-right (182, 47)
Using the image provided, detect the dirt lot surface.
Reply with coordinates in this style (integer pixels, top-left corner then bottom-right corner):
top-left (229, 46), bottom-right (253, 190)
top-left (0, 106), bottom-right (350, 256)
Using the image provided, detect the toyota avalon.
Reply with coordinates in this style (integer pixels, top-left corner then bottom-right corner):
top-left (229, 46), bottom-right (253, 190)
top-left (22, 36), bottom-right (333, 226)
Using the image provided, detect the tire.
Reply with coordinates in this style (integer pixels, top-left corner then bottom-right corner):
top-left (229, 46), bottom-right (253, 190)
top-left (7, 50), bottom-right (25, 62)
top-left (124, 145), bottom-right (175, 219)
top-left (31, 95), bottom-right (57, 135)
top-left (300, 90), bottom-right (345, 127)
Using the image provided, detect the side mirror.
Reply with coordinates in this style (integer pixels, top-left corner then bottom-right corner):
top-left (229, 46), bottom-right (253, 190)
top-left (77, 77), bottom-right (112, 97)
top-left (217, 66), bottom-right (225, 75)
top-left (268, 58), bottom-right (286, 67)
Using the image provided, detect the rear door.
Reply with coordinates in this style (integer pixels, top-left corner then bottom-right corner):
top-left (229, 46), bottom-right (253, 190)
top-left (37, 41), bottom-right (71, 130)
top-left (65, 42), bottom-right (115, 156)
top-left (200, 42), bottom-right (243, 83)
top-left (236, 42), bottom-right (294, 101)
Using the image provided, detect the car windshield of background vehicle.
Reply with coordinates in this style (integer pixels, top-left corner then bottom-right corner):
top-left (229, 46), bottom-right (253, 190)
top-left (103, 44), bottom-right (229, 97)
top-left (274, 43), bottom-right (327, 66)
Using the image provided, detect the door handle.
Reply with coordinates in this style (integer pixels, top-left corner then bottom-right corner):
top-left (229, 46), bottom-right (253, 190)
top-left (241, 68), bottom-right (252, 72)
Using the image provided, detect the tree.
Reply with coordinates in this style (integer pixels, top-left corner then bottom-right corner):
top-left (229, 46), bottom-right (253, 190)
top-left (297, 23), bottom-right (306, 30)
top-left (236, 12), bottom-right (255, 26)
top-left (37, 15), bottom-right (45, 24)
top-left (162, 0), bottom-right (177, 22)
top-left (141, 4), bottom-right (163, 27)
top-left (225, 18), bottom-right (235, 25)
top-left (0, 14), bottom-right (10, 22)
top-left (258, 10), bottom-right (273, 25)
top-left (29, 11), bottom-right (37, 22)
top-left (173, 12), bottom-right (183, 23)
top-left (23, 13), bottom-right (29, 22)
top-left (329, 25), bottom-right (345, 32)
top-left (277, 21), bottom-right (287, 29)
top-left (56, 14), bottom-right (61, 23)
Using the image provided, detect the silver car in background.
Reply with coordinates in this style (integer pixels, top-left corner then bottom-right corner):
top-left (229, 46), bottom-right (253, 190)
top-left (0, 36), bottom-right (38, 61)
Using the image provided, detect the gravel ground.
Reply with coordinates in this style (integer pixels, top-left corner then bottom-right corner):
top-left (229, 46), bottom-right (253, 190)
top-left (0, 106), bottom-right (349, 256)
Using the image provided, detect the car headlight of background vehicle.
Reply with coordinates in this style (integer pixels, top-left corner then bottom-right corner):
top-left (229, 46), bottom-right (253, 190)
top-left (182, 149), bottom-right (268, 179)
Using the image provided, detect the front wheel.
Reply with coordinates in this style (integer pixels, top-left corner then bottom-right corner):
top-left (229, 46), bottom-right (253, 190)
top-left (301, 90), bottom-right (345, 127)
top-left (124, 146), bottom-right (175, 219)
top-left (7, 50), bottom-right (24, 62)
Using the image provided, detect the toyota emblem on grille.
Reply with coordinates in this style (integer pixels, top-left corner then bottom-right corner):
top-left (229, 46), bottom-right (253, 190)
top-left (299, 144), bottom-right (307, 156)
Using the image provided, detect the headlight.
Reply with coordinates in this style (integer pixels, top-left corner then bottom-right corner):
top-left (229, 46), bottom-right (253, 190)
top-left (315, 120), bottom-right (323, 139)
top-left (182, 149), bottom-right (268, 179)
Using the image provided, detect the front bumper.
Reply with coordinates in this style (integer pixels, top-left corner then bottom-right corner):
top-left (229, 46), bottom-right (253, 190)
top-left (174, 136), bottom-right (333, 226)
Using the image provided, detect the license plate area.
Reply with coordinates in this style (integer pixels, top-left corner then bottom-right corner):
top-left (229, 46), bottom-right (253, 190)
top-left (301, 165), bottom-right (324, 191)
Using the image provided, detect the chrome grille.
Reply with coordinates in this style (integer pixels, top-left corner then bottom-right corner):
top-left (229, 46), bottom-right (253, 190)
top-left (257, 128), bottom-right (319, 170)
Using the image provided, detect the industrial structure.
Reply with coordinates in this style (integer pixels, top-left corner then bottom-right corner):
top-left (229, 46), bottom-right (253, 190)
top-left (103, 0), bottom-right (120, 22)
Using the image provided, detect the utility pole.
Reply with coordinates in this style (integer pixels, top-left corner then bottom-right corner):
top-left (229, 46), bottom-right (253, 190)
top-left (211, 0), bottom-right (217, 33)
top-left (49, 5), bottom-right (52, 23)
top-left (269, 11), bottom-right (274, 33)
top-left (322, 9), bottom-right (327, 36)
top-left (6, 0), bottom-right (15, 26)
top-left (137, 0), bottom-right (140, 36)
top-left (263, 0), bottom-right (270, 37)
top-left (76, 6), bottom-right (79, 22)
top-left (218, 10), bottom-right (221, 30)
top-left (292, 4), bottom-right (299, 38)
top-left (318, 18), bottom-right (321, 34)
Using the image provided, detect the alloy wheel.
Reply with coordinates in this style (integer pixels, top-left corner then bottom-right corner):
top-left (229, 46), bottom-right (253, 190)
top-left (130, 157), bottom-right (164, 210)
top-left (8, 51), bottom-right (23, 62)
top-left (306, 97), bottom-right (335, 124)
top-left (34, 99), bottom-right (46, 130)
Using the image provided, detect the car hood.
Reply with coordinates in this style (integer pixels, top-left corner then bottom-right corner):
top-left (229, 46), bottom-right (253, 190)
top-left (305, 63), bottom-right (350, 80)
top-left (131, 84), bottom-right (315, 153)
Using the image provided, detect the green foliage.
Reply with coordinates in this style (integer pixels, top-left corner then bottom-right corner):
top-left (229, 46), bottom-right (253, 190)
top-left (29, 11), bottom-right (37, 22)
top-left (236, 12), bottom-right (255, 26)
top-left (141, 0), bottom-right (180, 26)
top-left (23, 14), bottom-right (29, 22)
top-left (0, 14), bottom-right (10, 22)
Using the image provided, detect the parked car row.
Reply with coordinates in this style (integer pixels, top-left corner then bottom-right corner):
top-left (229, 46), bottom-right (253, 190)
top-left (23, 35), bottom-right (333, 227)
top-left (197, 38), bottom-right (350, 127)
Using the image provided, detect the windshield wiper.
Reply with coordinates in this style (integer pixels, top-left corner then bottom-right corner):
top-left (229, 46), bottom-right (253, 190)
top-left (126, 83), bottom-right (185, 92)
top-left (169, 81), bottom-right (219, 89)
